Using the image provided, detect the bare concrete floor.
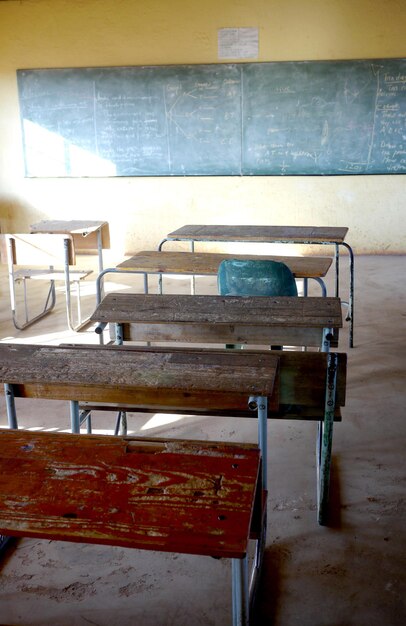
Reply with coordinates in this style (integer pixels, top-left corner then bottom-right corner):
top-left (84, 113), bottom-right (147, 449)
top-left (0, 255), bottom-right (405, 626)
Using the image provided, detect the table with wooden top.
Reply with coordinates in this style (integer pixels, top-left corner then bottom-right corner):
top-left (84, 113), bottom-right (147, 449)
top-left (30, 219), bottom-right (110, 275)
top-left (92, 292), bottom-right (342, 351)
top-left (158, 225), bottom-right (354, 347)
top-left (95, 249), bottom-right (332, 304)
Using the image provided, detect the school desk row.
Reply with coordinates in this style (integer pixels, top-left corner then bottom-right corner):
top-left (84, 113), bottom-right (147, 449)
top-left (0, 293), bottom-right (346, 624)
top-left (3, 221), bottom-right (354, 346)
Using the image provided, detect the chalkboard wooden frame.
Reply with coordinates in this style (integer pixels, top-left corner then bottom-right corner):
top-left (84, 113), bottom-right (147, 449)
top-left (17, 58), bottom-right (406, 177)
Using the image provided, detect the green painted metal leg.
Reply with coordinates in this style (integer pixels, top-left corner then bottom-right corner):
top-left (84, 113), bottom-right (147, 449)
top-left (317, 352), bottom-right (338, 525)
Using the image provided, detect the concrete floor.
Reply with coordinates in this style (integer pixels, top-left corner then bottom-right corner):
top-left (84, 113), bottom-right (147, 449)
top-left (0, 255), bottom-right (405, 625)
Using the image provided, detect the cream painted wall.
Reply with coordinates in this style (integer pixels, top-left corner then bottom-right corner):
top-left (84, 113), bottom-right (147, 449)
top-left (0, 0), bottom-right (405, 259)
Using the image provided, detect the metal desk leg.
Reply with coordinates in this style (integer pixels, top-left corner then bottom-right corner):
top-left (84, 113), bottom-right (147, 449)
top-left (2, 384), bottom-right (18, 557)
top-left (70, 400), bottom-right (80, 434)
top-left (317, 352), bottom-right (338, 525)
top-left (342, 242), bottom-right (355, 348)
top-left (114, 411), bottom-right (128, 436)
top-left (232, 556), bottom-right (249, 626)
top-left (335, 243), bottom-right (340, 298)
top-left (113, 323), bottom-right (127, 435)
top-left (96, 229), bottom-right (104, 299)
top-left (249, 395), bottom-right (268, 490)
top-left (158, 239), bottom-right (165, 251)
top-left (4, 383), bottom-right (18, 429)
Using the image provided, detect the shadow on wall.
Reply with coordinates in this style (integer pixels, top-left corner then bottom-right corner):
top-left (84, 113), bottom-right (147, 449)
top-left (0, 197), bottom-right (38, 263)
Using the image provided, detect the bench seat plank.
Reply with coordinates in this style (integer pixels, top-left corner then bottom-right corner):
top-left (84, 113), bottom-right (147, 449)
top-left (117, 250), bottom-right (333, 278)
top-left (0, 430), bottom-right (261, 559)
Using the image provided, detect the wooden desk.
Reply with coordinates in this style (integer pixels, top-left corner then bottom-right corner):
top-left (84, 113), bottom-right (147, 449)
top-left (92, 292), bottom-right (342, 350)
top-left (0, 429), bottom-right (264, 625)
top-left (159, 225), bottom-right (354, 347)
top-left (0, 342), bottom-right (278, 489)
top-left (30, 220), bottom-right (110, 274)
top-left (4, 233), bottom-right (93, 332)
top-left (96, 249), bottom-right (332, 302)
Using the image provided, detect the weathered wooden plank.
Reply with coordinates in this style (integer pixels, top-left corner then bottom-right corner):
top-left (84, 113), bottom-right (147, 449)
top-left (117, 250), bottom-right (333, 278)
top-left (92, 293), bottom-right (342, 328)
top-left (166, 225), bottom-right (349, 244)
top-left (0, 344), bottom-right (279, 411)
top-left (119, 322), bottom-right (324, 347)
top-left (0, 430), bottom-right (261, 558)
top-left (30, 220), bottom-right (110, 250)
top-left (60, 344), bottom-right (347, 410)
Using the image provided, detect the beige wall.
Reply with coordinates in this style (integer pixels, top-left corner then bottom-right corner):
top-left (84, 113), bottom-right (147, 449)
top-left (0, 0), bottom-right (405, 260)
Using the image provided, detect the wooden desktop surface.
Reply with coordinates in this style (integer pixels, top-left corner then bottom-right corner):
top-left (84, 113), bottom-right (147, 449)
top-left (0, 343), bottom-right (279, 413)
top-left (118, 250), bottom-right (332, 278)
top-left (92, 293), bottom-right (342, 349)
top-left (30, 220), bottom-right (110, 250)
top-left (92, 293), bottom-right (342, 329)
top-left (165, 224), bottom-right (349, 244)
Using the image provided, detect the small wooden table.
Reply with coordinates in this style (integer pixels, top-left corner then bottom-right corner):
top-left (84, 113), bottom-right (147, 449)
top-left (30, 220), bottom-right (110, 274)
top-left (159, 225), bottom-right (354, 347)
top-left (92, 292), bottom-right (342, 350)
top-left (95, 249), bottom-right (332, 303)
top-left (0, 429), bottom-right (265, 625)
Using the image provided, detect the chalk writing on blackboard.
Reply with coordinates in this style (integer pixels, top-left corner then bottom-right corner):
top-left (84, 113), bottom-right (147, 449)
top-left (17, 58), bottom-right (406, 177)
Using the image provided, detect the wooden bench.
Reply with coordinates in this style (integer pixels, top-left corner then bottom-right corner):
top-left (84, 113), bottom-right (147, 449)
top-left (0, 429), bottom-right (265, 625)
top-left (2, 233), bottom-right (93, 331)
top-left (95, 249), bottom-right (332, 303)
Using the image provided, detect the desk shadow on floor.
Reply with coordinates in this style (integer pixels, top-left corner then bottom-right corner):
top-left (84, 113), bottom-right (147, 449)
top-left (324, 454), bottom-right (343, 529)
top-left (251, 541), bottom-right (290, 625)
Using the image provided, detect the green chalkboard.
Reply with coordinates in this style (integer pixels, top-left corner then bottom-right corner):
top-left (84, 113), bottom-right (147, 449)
top-left (242, 59), bottom-right (406, 175)
top-left (17, 58), bottom-right (406, 177)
